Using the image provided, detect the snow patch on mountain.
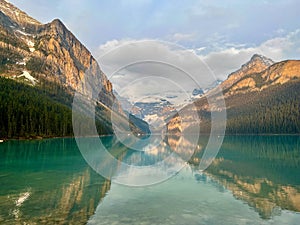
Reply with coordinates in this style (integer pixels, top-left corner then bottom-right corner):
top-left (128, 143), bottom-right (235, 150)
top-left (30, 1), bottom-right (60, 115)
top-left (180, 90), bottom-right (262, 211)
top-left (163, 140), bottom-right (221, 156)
top-left (17, 71), bottom-right (37, 85)
top-left (13, 30), bottom-right (36, 52)
top-left (27, 40), bottom-right (35, 52)
top-left (15, 29), bottom-right (31, 36)
top-left (144, 114), bottom-right (161, 125)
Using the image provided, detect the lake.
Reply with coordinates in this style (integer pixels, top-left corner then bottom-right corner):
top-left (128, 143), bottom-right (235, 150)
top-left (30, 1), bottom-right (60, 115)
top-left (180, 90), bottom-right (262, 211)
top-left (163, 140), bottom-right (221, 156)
top-left (0, 135), bottom-right (300, 224)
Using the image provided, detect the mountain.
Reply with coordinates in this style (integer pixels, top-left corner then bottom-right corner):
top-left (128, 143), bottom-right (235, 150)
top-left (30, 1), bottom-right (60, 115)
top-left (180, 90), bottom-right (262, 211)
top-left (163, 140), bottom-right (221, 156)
top-left (0, 0), bottom-right (40, 32)
top-left (220, 54), bottom-right (274, 92)
top-left (0, 0), bottom-right (149, 139)
top-left (167, 55), bottom-right (300, 134)
top-left (0, 0), bottom-right (113, 100)
top-left (131, 100), bottom-right (176, 124)
top-left (225, 59), bottom-right (300, 97)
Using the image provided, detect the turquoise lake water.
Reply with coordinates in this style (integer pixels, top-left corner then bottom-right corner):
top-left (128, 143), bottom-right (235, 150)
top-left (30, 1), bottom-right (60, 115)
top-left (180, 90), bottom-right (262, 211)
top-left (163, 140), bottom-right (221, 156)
top-left (1, 135), bottom-right (300, 224)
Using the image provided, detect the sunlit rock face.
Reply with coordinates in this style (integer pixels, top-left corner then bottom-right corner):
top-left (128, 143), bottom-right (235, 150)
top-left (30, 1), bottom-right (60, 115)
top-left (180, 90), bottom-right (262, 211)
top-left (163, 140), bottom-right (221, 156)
top-left (226, 59), bottom-right (300, 96)
top-left (260, 60), bottom-right (300, 86)
top-left (0, 1), bottom-right (152, 136)
top-left (0, 0), bottom-right (115, 107)
top-left (220, 54), bottom-right (274, 92)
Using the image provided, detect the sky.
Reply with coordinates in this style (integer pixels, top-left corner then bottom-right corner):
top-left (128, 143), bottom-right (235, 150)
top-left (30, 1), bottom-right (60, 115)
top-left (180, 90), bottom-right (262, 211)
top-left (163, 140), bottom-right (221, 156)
top-left (8, 0), bottom-right (300, 102)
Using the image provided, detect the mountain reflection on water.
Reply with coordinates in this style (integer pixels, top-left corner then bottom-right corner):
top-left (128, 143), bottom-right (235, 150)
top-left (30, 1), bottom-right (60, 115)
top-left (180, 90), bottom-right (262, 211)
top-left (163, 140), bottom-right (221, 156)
top-left (89, 135), bottom-right (300, 225)
top-left (195, 135), bottom-right (300, 220)
top-left (0, 135), bottom-right (300, 224)
top-left (0, 138), bottom-right (110, 224)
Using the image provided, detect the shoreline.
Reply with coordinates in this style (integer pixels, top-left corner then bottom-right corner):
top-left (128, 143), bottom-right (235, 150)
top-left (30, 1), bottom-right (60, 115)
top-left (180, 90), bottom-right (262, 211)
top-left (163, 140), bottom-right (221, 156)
top-left (1, 133), bottom-right (299, 142)
top-left (0, 134), bottom-right (114, 142)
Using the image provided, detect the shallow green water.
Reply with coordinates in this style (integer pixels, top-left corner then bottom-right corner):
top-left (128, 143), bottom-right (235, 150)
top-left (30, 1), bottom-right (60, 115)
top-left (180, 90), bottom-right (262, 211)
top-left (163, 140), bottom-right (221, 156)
top-left (0, 138), bottom-right (109, 224)
top-left (1, 136), bottom-right (300, 224)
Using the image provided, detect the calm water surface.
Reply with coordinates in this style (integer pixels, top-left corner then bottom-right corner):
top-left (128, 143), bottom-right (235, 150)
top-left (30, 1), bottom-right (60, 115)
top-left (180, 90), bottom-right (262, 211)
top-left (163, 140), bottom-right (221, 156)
top-left (0, 135), bottom-right (300, 224)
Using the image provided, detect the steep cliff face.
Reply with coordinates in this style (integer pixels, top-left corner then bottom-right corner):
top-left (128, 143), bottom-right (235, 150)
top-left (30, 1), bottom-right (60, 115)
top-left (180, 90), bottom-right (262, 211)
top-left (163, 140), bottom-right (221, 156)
top-left (0, 0), bottom-right (114, 107)
top-left (0, 0), bottom-right (150, 137)
top-left (35, 19), bottom-right (112, 94)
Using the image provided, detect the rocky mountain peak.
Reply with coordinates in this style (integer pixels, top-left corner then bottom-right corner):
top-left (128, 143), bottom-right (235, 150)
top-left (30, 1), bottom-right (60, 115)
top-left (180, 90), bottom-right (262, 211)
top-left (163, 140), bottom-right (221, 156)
top-left (220, 54), bottom-right (274, 91)
top-left (0, 1), bottom-right (151, 137)
top-left (48, 19), bottom-right (67, 33)
top-left (0, 0), bottom-right (41, 28)
top-left (225, 59), bottom-right (300, 97)
top-left (0, 0), bottom-right (115, 107)
top-left (246, 54), bottom-right (274, 68)
top-left (231, 54), bottom-right (274, 78)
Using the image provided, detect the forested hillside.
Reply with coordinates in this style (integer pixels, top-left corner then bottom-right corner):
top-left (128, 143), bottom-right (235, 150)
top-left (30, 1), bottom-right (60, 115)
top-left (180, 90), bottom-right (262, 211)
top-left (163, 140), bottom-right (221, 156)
top-left (0, 77), bottom-right (114, 139)
top-left (0, 77), bottom-right (73, 138)
top-left (225, 81), bottom-right (300, 134)
top-left (0, 1), bottom-right (151, 139)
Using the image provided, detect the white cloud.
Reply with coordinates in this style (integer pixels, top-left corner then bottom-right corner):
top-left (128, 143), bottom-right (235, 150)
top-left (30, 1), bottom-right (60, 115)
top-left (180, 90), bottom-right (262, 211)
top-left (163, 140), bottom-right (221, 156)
top-left (96, 39), bottom-right (218, 85)
top-left (200, 47), bottom-right (258, 80)
top-left (95, 39), bottom-right (133, 58)
top-left (200, 29), bottom-right (300, 79)
top-left (95, 39), bottom-right (218, 105)
top-left (95, 29), bottom-right (300, 103)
